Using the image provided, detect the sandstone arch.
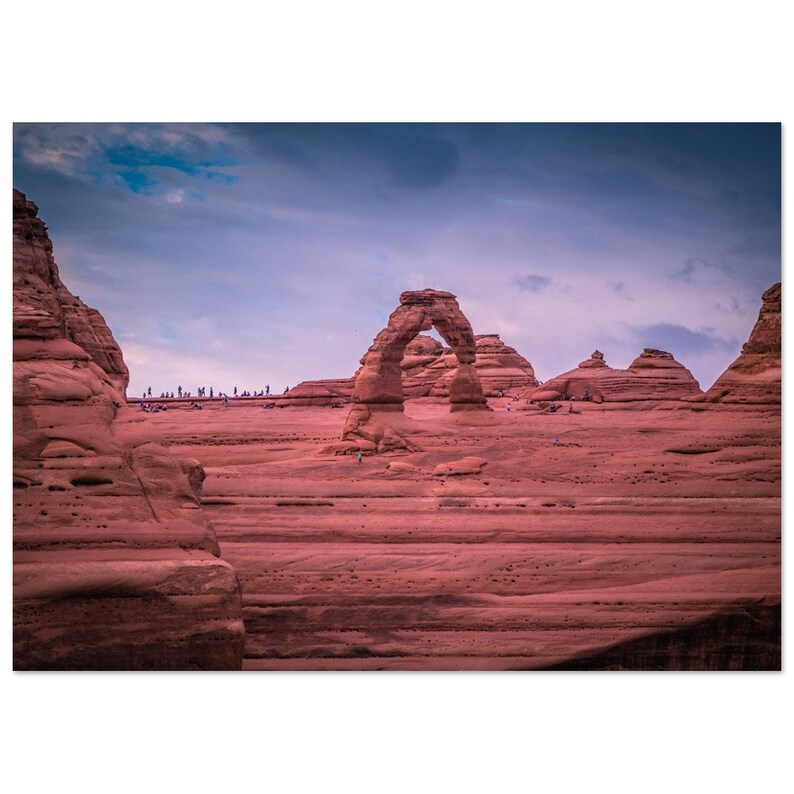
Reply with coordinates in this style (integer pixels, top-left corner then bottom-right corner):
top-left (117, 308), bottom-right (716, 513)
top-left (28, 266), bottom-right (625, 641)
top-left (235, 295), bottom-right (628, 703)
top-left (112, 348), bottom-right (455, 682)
top-left (351, 289), bottom-right (487, 411)
top-left (337, 290), bottom-right (488, 454)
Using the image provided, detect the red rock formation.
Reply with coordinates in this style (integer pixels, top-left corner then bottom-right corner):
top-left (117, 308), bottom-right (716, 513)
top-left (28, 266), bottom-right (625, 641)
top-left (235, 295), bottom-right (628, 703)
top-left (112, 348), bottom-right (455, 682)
top-left (13, 190), bottom-right (129, 396)
top-left (289, 331), bottom-right (538, 408)
top-left (281, 378), bottom-right (355, 407)
top-left (156, 394), bottom-right (779, 671)
top-left (401, 335), bottom-right (446, 395)
top-left (428, 334), bottom-right (538, 397)
top-left (530, 349), bottom-right (703, 403)
top-left (338, 290), bottom-right (488, 453)
top-left (13, 189), bottom-right (244, 670)
top-left (704, 283), bottom-right (781, 404)
top-left (351, 289), bottom-right (488, 411)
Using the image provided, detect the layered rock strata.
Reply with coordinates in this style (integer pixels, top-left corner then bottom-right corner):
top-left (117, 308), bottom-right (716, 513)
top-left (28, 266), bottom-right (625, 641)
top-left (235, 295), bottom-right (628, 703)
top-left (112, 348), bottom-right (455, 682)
top-left (281, 378), bottom-right (355, 407)
top-left (530, 349), bottom-right (703, 402)
top-left (428, 334), bottom-right (538, 397)
top-left (704, 283), bottom-right (781, 404)
top-left (13, 189), bottom-right (244, 670)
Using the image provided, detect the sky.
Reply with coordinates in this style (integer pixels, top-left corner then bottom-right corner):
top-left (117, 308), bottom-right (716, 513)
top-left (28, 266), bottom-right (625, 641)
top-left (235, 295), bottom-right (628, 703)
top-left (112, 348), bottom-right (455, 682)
top-left (13, 123), bottom-right (781, 398)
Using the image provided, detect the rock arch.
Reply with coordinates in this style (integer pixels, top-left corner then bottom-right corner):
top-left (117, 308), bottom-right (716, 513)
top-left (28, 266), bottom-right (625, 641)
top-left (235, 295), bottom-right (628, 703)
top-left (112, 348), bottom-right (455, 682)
top-left (351, 289), bottom-right (488, 411)
top-left (336, 290), bottom-right (488, 454)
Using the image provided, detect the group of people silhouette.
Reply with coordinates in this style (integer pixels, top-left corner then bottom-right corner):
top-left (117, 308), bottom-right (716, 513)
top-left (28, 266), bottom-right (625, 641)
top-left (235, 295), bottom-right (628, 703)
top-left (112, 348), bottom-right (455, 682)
top-left (141, 384), bottom-right (283, 400)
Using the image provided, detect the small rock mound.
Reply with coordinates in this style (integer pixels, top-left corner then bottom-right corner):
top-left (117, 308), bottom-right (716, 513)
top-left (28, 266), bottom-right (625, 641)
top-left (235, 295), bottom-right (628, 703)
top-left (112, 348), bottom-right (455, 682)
top-left (432, 456), bottom-right (488, 477)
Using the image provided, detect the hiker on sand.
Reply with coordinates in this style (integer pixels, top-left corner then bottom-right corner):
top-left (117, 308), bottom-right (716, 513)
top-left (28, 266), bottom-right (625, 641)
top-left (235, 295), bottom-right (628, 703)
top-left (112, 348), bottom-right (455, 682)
top-left (553, 437), bottom-right (560, 446)
top-left (357, 453), bottom-right (363, 464)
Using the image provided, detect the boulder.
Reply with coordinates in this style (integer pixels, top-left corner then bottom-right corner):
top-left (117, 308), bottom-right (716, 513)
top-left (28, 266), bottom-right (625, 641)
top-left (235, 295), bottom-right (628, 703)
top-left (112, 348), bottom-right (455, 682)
top-left (432, 456), bottom-right (488, 477)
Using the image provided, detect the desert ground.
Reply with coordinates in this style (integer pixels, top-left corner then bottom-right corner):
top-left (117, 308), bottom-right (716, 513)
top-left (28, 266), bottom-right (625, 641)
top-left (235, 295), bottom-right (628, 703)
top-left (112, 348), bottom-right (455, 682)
top-left (138, 395), bottom-right (780, 670)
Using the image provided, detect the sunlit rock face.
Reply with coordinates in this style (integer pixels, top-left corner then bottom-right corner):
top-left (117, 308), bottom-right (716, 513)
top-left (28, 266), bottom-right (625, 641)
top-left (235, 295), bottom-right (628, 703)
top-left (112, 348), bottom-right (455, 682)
top-left (703, 283), bottom-right (781, 404)
top-left (13, 189), bottom-right (245, 670)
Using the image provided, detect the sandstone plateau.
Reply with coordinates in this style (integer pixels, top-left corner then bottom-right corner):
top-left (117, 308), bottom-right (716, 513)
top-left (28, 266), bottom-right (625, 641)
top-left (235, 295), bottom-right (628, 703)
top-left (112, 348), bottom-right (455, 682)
top-left (13, 190), bottom-right (244, 670)
top-left (12, 189), bottom-right (781, 670)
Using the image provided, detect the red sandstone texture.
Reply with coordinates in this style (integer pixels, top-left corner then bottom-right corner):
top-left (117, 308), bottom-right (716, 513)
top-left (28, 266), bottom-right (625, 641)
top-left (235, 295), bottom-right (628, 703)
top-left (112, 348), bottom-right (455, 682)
top-left (530, 348), bottom-right (703, 402)
top-left (148, 395), bottom-right (779, 670)
top-left (703, 282), bottom-right (781, 404)
top-left (286, 332), bottom-right (537, 407)
top-left (12, 190), bottom-right (244, 670)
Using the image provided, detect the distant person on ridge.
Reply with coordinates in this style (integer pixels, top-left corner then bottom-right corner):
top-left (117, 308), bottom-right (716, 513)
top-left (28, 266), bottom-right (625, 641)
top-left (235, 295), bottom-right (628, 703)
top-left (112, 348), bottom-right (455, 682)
top-left (266, 385), bottom-right (270, 396)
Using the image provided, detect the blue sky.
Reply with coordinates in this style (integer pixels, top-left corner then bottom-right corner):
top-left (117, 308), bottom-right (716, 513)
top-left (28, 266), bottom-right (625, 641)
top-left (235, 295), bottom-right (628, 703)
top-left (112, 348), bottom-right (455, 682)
top-left (13, 123), bottom-right (780, 397)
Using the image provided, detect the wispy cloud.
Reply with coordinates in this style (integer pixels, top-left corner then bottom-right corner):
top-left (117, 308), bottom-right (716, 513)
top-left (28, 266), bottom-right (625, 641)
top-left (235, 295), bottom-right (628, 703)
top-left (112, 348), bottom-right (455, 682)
top-left (670, 257), bottom-right (731, 282)
top-left (512, 274), bottom-right (551, 293)
top-left (625, 322), bottom-right (737, 355)
top-left (607, 280), bottom-right (633, 301)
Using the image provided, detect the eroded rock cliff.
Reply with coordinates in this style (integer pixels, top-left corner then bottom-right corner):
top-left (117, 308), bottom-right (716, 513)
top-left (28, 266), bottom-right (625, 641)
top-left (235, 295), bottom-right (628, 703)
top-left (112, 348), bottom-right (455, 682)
top-left (704, 283), bottom-right (781, 404)
top-left (13, 189), bottom-right (245, 670)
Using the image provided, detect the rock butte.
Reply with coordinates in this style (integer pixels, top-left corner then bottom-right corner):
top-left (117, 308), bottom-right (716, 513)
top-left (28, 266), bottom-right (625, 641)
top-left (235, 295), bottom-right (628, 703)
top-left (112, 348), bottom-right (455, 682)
top-left (13, 190), bottom-right (244, 670)
top-left (13, 189), bottom-right (781, 670)
top-left (530, 348), bottom-right (704, 403)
